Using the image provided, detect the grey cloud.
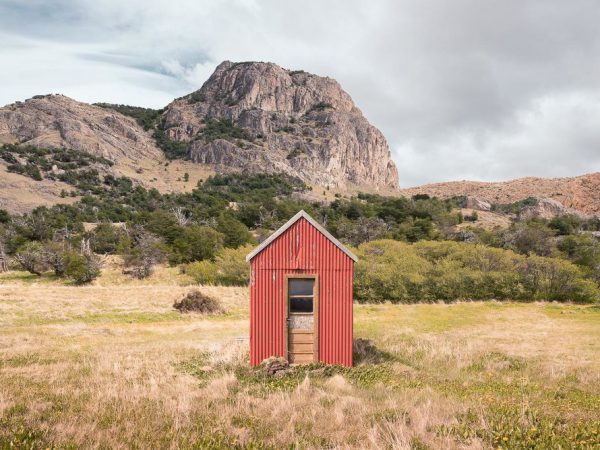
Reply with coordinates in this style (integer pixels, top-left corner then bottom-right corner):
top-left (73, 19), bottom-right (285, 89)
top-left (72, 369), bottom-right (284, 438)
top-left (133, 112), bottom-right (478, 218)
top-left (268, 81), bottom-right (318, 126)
top-left (1, 0), bottom-right (600, 186)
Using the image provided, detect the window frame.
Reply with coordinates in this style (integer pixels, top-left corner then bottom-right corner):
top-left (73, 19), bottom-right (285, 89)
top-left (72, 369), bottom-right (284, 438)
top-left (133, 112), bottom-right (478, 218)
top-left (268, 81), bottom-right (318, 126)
top-left (288, 278), bottom-right (315, 314)
top-left (284, 274), bottom-right (319, 362)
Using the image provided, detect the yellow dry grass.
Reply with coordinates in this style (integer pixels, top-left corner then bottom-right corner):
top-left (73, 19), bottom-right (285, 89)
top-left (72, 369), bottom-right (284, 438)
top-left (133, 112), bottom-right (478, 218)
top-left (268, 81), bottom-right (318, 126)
top-left (1, 267), bottom-right (599, 448)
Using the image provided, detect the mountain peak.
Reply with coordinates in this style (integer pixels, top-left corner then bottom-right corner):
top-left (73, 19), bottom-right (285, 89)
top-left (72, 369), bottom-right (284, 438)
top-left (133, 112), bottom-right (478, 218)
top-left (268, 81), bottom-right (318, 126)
top-left (164, 60), bottom-right (399, 190)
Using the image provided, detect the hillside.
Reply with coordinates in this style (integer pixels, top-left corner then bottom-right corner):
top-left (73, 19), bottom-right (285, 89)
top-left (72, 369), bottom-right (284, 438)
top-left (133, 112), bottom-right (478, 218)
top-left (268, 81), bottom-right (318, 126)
top-left (400, 172), bottom-right (600, 216)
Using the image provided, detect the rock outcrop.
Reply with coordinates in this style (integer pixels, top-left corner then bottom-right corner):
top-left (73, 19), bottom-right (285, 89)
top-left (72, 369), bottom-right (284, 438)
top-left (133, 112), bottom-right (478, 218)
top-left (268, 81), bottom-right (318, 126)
top-left (520, 198), bottom-right (588, 219)
top-left (162, 61), bottom-right (399, 190)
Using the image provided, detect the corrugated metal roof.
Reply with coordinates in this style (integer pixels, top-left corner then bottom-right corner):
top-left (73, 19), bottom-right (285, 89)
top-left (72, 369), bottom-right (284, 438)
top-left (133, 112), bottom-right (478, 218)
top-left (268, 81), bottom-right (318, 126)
top-left (245, 210), bottom-right (358, 262)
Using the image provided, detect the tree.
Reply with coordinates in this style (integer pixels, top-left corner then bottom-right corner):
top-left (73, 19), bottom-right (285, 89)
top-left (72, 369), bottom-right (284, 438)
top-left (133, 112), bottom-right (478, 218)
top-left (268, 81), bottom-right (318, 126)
top-left (64, 252), bottom-right (101, 284)
top-left (142, 210), bottom-right (184, 244)
top-left (14, 242), bottom-right (47, 275)
top-left (122, 227), bottom-right (166, 279)
top-left (502, 221), bottom-right (556, 256)
top-left (170, 225), bottom-right (224, 264)
top-left (171, 207), bottom-right (192, 226)
top-left (90, 223), bottom-right (128, 254)
top-left (336, 217), bottom-right (390, 246)
top-left (42, 241), bottom-right (70, 276)
top-left (217, 214), bottom-right (253, 248)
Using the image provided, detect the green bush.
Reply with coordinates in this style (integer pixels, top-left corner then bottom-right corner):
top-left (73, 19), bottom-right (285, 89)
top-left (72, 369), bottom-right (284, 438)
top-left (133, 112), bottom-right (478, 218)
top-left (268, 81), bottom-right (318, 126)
top-left (64, 253), bottom-right (101, 284)
top-left (216, 214), bottom-right (253, 248)
top-left (90, 224), bottom-right (128, 254)
top-left (355, 240), bottom-right (599, 304)
top-left (186, 260), bottom-right (217, 285)
top-left (198, 119), bottom-right (252, 143)
top-left (170, 225), bottom-right (224, 264)
top-left (187, 245), bottom-right (252, 286)
top-left (354, 240), bottom-right (430, 302)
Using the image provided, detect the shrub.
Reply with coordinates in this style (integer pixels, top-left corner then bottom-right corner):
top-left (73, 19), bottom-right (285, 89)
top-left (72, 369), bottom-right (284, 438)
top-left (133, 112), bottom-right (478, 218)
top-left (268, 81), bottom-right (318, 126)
top-left (519, 255), bottom-right (598, 303)
top-left (187, 245), bottom-right (251, 286)
top-left (0, 209), bottom-right (10, 224)
top-left (354, 240), bottom-right (599, 304)
top-left (173, 291), bottom-right (224, 314)
top-left (64, 252), bottom-right (101, 284)
top-left (197, 119), bottom-right (252, 143)
top-left (355, 240), bottom-right (430, 302)
top-left (90, 224), bottom-right (128, 254)
top-left (549, 214), bottom-right (582, 235)
top-left (186, 260), bottom-right (217, 285)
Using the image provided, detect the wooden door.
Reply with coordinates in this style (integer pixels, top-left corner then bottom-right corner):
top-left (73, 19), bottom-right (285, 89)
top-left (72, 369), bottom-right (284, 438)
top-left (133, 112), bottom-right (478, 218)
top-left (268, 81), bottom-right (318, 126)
top-left (286, 276), bottom-right (318, 364)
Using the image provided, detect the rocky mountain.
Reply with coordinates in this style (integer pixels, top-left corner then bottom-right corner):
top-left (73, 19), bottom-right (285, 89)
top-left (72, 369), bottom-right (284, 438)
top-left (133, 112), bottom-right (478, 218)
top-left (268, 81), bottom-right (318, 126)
top-left (0, 61), bottom-right (399, 204)
top-left (162, 61), bottom-right (399, 190)
top-left (400, 173), bottom-right (600, 216)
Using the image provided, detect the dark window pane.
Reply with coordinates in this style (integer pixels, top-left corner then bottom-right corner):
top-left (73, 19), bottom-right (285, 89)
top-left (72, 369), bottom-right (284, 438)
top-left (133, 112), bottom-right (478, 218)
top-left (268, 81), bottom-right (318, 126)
top-left (290, 297), bottom-right (313, 313)
top-left (289, 279), bottom-right (314, 296)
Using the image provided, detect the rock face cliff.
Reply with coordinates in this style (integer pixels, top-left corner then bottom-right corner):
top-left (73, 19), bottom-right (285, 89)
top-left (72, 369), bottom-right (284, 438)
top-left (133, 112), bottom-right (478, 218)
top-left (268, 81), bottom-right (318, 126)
top-left (162, 61), bottom-right (399, 190)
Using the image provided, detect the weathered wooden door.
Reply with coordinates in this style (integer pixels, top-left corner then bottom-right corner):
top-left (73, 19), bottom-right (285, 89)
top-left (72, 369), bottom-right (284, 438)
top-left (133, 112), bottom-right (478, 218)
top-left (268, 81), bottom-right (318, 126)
top-left (286, 276), bottom-right (318, 364)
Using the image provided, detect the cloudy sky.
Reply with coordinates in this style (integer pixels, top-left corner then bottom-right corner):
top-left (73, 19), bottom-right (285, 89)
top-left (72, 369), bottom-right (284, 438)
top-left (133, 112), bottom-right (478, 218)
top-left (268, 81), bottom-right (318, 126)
top-left (1, 0), bottom-right (600, 187)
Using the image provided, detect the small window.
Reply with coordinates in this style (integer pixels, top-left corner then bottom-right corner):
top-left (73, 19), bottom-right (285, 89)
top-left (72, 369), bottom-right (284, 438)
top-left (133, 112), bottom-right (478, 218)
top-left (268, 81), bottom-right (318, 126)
top-left (289, 278), bottom-right (314, 313)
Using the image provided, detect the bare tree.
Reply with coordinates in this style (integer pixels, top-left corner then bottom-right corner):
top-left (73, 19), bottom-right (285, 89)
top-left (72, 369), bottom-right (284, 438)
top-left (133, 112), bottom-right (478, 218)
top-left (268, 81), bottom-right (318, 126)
top-left (80, 238), bottom-right (92, 256)
top-left (122, 226), bottom-right (165, 279)
top-left (171, 207), bottom-right (192, 226)
top-left (42, 241), bottom-right (70, 276)
top-left (198, 217), bottom-right (218, 228)
top-left (0, 242), bottom-right (8, 272)
top-left (337, 217), bottom-right (391, 247)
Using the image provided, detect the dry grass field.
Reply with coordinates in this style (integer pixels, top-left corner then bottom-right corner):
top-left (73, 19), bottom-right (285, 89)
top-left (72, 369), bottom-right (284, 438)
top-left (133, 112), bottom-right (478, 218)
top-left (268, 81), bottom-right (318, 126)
top-left (1, 266), bottom-right (599, 449)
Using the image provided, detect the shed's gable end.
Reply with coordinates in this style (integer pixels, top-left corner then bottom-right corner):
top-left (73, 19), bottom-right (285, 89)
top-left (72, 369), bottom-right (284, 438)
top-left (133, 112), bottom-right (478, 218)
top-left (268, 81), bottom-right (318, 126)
top-left (246, 210), bottom-right (358, 263)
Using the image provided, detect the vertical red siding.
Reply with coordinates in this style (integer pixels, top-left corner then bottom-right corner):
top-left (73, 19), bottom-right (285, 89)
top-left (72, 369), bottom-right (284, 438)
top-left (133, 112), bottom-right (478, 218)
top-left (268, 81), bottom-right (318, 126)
top-left (249, 217), bottom-right (353, 366)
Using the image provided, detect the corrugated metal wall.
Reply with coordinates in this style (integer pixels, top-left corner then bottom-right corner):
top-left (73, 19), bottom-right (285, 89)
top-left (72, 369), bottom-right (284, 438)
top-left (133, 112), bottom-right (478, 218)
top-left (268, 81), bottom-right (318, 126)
top-left (249, 217), bottom-right (354, 366)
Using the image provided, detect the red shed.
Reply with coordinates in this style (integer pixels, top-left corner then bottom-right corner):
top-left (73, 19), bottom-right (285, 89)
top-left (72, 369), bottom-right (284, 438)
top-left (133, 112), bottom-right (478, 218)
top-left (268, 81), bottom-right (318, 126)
top-left (246, 210), bottom-right (357, 367)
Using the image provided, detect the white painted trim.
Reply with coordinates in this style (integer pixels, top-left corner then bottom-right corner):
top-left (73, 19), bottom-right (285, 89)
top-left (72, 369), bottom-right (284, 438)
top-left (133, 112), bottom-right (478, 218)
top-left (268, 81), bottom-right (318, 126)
top-left (246, 210), bottom-right (358, 262)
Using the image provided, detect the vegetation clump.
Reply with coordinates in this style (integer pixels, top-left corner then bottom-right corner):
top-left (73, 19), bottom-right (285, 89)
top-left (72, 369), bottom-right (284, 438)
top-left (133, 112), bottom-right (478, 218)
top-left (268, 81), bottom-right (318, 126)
top-left (309, 101), bottom-right (334, 112)
top-left (197, 118), bottom-right (253, 143)
top-left (355, 240), bottom-right (599, 303)
top-left (93, 103), bottom-right (164, 130)
top-left (64, 252), bottom-right (101, 284)
top-left (173, 291), bottom-right (224, 314)
top-left (186, 245), bottom-right (252, 286)
top-left (352, 338), bottom-right (393, 364)
top-left (1, 144), bottom-right (114, 189)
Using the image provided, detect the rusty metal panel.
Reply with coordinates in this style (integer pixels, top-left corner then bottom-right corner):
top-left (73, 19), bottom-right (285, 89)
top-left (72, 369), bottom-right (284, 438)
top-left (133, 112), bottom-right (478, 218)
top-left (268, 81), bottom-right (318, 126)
top-left (250, 217), bottom-right (354, 367)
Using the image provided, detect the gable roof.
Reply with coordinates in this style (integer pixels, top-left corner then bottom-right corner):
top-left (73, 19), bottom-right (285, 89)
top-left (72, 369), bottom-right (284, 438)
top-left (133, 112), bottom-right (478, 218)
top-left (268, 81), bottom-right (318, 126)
top-left (245, 210), bottom-right (358, 262)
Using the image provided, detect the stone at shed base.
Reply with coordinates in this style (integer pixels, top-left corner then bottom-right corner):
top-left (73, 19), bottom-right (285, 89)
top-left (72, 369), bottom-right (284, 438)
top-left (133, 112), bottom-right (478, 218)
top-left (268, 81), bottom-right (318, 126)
top-left (260, 356), bottom-right (291, 376)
